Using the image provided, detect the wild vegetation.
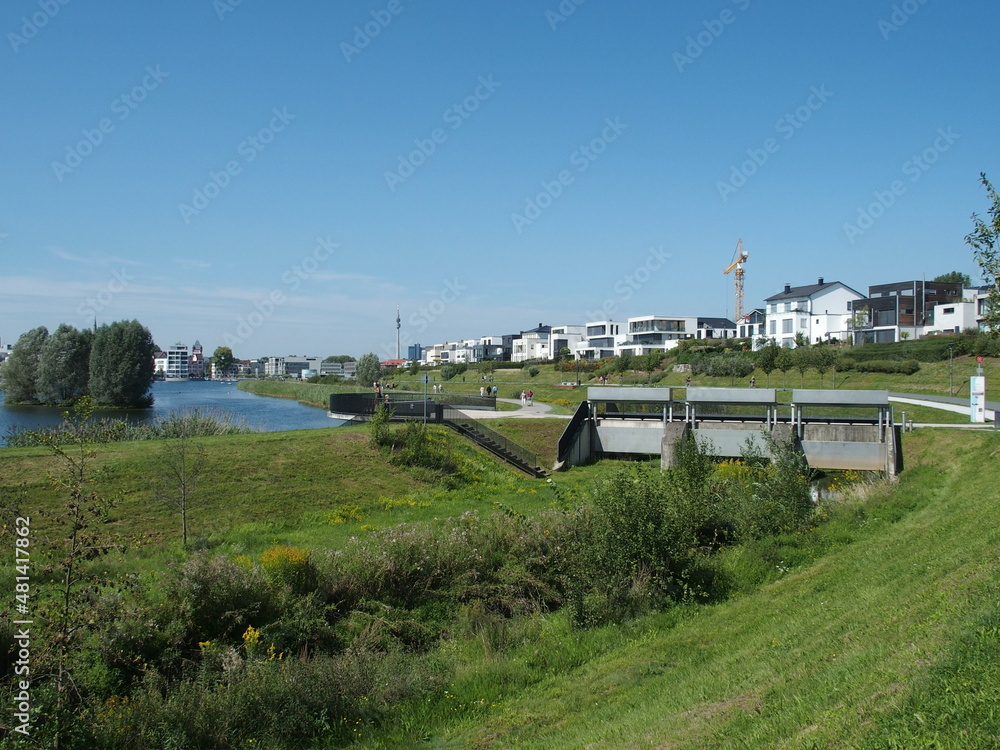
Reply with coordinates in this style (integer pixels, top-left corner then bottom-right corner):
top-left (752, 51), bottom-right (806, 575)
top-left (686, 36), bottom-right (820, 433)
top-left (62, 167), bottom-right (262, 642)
top-left (1, 395), bottom-right (998, 747)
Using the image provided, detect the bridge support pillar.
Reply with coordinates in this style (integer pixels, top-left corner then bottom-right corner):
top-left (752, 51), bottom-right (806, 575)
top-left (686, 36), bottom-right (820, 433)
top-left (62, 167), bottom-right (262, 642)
top-left (661, 422), bottom-right (691, 470)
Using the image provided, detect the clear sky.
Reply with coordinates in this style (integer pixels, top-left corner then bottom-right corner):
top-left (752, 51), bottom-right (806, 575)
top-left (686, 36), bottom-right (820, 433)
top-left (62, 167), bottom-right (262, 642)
top-left (2, 0), bottom-right (998, 359)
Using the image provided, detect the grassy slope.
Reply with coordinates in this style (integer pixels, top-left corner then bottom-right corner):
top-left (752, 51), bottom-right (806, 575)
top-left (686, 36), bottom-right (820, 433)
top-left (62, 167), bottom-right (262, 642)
top-left (0, 424), bottom-right (558, 555)
top-left (373, 428), bottom-right (1000, 749)
top-left (239, 353), bottom-right (996, 420)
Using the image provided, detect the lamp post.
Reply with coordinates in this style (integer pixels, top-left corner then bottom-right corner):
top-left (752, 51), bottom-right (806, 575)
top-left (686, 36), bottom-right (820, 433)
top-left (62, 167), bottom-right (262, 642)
top-left (948, 344), bottom-right (954, 397)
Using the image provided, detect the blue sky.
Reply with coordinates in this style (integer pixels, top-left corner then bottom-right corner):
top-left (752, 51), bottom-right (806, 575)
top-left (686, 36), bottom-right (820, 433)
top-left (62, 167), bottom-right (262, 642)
top-left (2, 0), bottom-right (998, 358)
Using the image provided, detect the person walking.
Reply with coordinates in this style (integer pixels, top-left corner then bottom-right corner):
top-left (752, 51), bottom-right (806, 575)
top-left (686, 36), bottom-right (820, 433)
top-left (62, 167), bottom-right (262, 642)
top-left (527, 389), bottom-right (533, 406)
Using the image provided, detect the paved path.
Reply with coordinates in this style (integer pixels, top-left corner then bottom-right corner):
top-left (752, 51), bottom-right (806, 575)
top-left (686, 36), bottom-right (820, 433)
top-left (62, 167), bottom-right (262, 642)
top-left (455, 398), bottom-right (571, 420)
top-left (888, 391), bottom-right (998, 428)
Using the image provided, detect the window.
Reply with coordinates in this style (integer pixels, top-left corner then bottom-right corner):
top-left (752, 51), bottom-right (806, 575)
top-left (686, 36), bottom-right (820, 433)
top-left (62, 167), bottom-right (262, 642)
top-left (782, 319), bottom-right (793, 334)
top-left (769, 320), bottom-right (777, 335)
top-left (799, 319), bottom-right (807, 329)
top-left (942, 307), bottom-right (955, 314)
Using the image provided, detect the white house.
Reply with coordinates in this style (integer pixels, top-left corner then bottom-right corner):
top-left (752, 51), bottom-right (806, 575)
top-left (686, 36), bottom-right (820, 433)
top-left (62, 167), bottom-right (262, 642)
top-left (617, 315), bottom-right (695, 356)
top-left (549, 325), bottom-right (586, 359)
top-left (574, 320), bottom-right (626, 359)
top-left (764, 278), bottom-right (864, 347)
top-left (511, 324), bottom-right (551, 362)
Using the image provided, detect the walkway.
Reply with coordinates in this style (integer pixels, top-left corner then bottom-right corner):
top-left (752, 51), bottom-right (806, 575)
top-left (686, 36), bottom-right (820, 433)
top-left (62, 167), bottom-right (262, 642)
top-left (454, 398), bottom-right (571, 420)
top-left (889, 391), bottom-right (998, 428)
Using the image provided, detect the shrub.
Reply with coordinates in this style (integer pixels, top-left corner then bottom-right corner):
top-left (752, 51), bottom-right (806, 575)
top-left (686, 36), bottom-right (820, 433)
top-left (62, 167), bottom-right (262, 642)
top-left (854, 359), bottom-right (920, 375)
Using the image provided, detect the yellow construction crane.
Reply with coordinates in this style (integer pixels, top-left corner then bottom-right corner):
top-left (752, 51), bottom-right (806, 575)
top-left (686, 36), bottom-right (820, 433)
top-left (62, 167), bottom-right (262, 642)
top-left (722, 238), bottom-right (749, 322)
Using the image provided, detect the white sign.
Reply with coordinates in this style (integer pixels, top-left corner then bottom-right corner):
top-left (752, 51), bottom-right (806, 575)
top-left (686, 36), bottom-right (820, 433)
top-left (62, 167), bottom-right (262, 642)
top-left (970, 376), bottom-right (986, 423)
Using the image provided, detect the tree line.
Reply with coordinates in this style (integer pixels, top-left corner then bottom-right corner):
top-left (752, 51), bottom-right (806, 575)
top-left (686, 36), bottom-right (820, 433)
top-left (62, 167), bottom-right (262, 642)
top-left (0, 320), bottom-right (156, 408)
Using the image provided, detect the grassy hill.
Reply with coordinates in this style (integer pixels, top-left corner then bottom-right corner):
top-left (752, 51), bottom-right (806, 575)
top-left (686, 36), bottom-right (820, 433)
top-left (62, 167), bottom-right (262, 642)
top-left (356, 428), bottom-right (1000, 748)
top-left (4, 415), bottom-right (998, 747)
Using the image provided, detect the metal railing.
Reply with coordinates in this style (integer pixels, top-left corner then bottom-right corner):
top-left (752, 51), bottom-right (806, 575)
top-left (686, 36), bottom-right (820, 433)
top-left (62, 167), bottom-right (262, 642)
top-left (329, 391), bottom-right (495, 418)
top-left (440, 406), bottom-right (538, 471)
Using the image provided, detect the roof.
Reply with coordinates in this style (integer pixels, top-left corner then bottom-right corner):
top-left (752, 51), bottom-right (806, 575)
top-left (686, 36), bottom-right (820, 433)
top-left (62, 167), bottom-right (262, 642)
top-left (697, 317), bottom-right (736, 328)
top-left (764, 281), bottom-right (861, 302)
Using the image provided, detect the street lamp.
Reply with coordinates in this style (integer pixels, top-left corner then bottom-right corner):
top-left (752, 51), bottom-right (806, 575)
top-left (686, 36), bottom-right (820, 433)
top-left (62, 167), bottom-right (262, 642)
top-left (948, 344), bottom-right (954, 397)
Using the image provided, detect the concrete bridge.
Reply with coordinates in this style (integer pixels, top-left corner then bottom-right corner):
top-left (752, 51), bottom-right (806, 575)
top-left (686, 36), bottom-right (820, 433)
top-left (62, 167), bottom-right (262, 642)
top-left (556, 386), bottom-right (902, 476)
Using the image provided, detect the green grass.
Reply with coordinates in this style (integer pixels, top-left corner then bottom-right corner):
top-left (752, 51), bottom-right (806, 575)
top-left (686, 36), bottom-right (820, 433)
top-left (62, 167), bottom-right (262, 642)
top-left (0, 425), bottom-right (555, 552)
top-left (6, 402), bottom-right (1000, 747)
top-left (347, 429), bottom-right (1000, 748)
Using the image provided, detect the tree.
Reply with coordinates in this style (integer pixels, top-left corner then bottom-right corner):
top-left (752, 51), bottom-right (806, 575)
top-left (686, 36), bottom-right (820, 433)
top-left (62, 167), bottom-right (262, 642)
top-left (153, 413), bottom-right (207, 547)
top-left (0, 326), bottom-right (48, 403)
top-left (324, 354), bottom-right (356, 363)
top-left (478, 359), bottom-right (497, 378)
top-left (37, 324), bottom-right (93, 404)
top-left (966, 173), bottom-right (1000, 334)
top-left (36, 397), bottom-right (125, 742)
top-left (812, 346), bottom-right (837, 388)
top-left (212, 346), bottom-right (236, 377)
top-left (934, 270), bottom-right (972, 287)
top-left (775, 347), bottom-right (795, 388)
top-left (792, 346), bottom-right (813, 384)
top-left (755, 343), bottom-right (780, 384)
top-left (356, 352), bottom-right (382, 386)
top-left (89, 320), bottom-right (156, 407)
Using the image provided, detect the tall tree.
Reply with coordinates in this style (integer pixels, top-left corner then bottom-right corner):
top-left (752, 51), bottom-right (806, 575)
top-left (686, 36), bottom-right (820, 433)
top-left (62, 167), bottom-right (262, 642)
top-left (356, 352), bottom-right (382, 386)
top-left (89, 320), bottom-right (156, 407)
top-left (37, 324), bottom-right (93, 405)
top-left (212, 346), bottom-right (236, 377)
top-left (933, 270), bottom-right (972, 287)
top-left (0, 326), bottom-right (49, 403)
top-left (966, 173), bottom-right (1000, 334)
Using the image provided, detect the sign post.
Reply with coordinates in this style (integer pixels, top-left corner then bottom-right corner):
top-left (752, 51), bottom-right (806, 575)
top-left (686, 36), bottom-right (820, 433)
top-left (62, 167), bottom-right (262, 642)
top-left (971, 356), bottom-right (986, 424)
top-left (420, 374), bottom-right (431, 425)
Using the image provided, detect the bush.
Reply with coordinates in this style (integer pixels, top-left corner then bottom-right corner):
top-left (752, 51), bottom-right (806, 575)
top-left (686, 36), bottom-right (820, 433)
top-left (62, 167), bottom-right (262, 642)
top-left (854, 359), bottom-right (920, 375)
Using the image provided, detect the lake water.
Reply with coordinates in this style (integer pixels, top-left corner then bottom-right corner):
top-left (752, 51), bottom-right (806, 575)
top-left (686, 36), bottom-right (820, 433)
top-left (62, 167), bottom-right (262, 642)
top-left (0, 380), bottom-right (345, 444)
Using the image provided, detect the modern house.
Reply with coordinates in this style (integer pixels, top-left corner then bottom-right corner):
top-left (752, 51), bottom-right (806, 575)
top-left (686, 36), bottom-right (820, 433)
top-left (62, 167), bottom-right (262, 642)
top-left (574, 320), bottom-right (626, 360)
top-left (511, 324), bottom-right (552, 362)
top-left (847, 280), bottom-right (963, 344)
top-left (765, 279), bottom-right (864, 347)
top-left (549, 325), bottom-right (586, 359)
top-left (695, 317), bottom-right (737, 340)
top-left (737, 309), bottom-right (766, 343)
top-left (617, 316), bottom-right (695, 356)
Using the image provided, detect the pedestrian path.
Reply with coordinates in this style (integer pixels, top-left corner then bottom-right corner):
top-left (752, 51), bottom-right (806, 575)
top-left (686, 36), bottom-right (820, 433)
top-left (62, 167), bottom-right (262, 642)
top-left (455, 397), bottom-right (571, 420)
top-left (888, 391), bottom-right (997, 427)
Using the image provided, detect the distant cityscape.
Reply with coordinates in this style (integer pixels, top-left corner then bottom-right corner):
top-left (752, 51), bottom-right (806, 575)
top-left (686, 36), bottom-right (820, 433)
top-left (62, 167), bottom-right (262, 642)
top-left (1, 275), bottom-right (988, 381)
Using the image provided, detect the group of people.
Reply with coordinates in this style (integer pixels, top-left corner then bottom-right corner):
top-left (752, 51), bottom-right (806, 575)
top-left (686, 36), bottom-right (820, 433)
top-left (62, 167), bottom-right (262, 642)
top-left (520, 389), bottom-right (533, 406)
top-left (479, 385), bottom-right (498, 397)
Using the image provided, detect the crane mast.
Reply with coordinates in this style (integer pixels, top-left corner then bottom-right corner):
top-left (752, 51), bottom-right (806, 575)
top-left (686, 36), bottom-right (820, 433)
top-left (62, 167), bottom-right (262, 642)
top-left (722, 239), bottom-right (749, 322)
